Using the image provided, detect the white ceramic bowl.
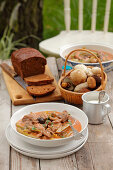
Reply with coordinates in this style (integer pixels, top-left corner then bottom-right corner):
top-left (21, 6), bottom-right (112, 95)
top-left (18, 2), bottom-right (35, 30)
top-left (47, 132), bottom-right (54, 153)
top-left (10, 103), bottom-right (88, 147)
top-left (60, 43), bottom-right (113, 72)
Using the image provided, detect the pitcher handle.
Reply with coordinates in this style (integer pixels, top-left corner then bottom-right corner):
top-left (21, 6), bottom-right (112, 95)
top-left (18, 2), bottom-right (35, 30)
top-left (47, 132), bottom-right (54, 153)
top-left (102, 104), bottom-right (111, 118)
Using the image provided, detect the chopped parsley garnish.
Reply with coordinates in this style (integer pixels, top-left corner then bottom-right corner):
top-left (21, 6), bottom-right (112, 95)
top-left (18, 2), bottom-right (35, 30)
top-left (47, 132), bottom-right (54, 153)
top-left (37, 129), bottom-right (40, 132)
top-left (46, 120), bottom-right (51, 124)
top-left (47, 116), bottom-right (50, 120)
top-left (51, 122), bottom-right (53, 127)
top-left (68, 119), bottom-right (72, 125)
top-left (32, 126), bottom-right (36, 130)
top-left (43, 124), bottom-right (46, 127)
top-left (61, 136), bottom-right (64, 138)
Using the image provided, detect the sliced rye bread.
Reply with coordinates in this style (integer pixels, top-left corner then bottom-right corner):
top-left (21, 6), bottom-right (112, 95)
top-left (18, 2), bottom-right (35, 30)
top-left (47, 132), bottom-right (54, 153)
top-left (24, 74), bottom-right (54, 86)
top-left (27, 84), bottom-right (56, 96)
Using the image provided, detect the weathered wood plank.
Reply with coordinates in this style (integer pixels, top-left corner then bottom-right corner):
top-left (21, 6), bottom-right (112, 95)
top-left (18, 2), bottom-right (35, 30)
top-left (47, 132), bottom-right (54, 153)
top-left (11, 104), bottom-right (40, 170)
top-left (88, 118), bottom-right (113, 143)
top-left (47, 57), bottom-right (59, 82)
top-left (11, 57), bottom-right (76, 170)
top-left (40, 154), bottom-right (78, 170)
top-left (75, 142), bottom-right (94, 170)
top-left (40, 57), bottom-right (78, 169)
top-left (0, 60), bottom-right (11, 170)
top-left (88, 70), bottom-right (113, 143)
top-left (56, 58), bottom-right (64, 77)
top-left (86, 70), bottom-right (113, 170)
top-left (2, 57), bottom-right (113, 170)
top-left (89, 142), bottom-right (113, 170)
top-left (56, 58), bottom-right (94, 170)
top-left (105, 71), bottom-right (113, 127)
top-left (56, 57), bottom-right (113, 170)
top-left (8, 54), bottom-right (40, 170)
top-left (11, 149), bottom-right (39, 170)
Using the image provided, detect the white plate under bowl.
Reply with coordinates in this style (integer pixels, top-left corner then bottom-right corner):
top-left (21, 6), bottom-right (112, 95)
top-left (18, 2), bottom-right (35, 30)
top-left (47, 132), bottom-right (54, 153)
top-left (10, 138), bottom-right (87, 159)
top-left (6, 124), bottom-right (88, 159)
top-left (60, 43), bottom-right (113, 72)
top-left (6, 124), bottom-right (88, 155)
top-left (10, 103), bottom-right (88, 147)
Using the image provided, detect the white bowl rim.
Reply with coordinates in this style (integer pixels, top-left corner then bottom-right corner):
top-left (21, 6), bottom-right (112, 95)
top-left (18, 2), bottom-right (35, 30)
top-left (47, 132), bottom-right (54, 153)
top-left (60, 42), bottom-right (113, 65)
top-left (10, 102), bottom-right (88, 142)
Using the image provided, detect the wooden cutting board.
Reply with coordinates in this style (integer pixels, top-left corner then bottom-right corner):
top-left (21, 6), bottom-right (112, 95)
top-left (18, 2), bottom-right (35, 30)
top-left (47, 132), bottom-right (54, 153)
top-left (2, 65), bottom-right (62, 105)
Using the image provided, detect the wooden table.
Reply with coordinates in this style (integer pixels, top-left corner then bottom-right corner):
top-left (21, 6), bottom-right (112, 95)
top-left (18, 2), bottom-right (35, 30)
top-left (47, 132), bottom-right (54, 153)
top-left (0, 57), bottom-right (113, 170)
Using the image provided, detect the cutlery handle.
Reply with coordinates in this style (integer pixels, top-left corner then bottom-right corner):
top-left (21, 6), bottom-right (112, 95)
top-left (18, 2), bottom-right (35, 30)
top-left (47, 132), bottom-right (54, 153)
top-left (0, 63), bottom-right (17, 78)
top-left (71, 125), bottom-right (84, 140)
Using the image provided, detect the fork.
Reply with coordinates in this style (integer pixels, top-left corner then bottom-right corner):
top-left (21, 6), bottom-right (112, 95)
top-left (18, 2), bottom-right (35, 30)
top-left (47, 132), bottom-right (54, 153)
top-left (69, 124), bottom-right (84, 140)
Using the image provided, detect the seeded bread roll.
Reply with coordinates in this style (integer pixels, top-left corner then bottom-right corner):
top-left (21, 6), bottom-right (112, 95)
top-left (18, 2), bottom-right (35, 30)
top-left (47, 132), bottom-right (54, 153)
top-left (11, 48), bottom-right (47, 79)
top-left (27, 84), bottom-right (56, 96)
top-left (24, 74), bottom-right (54, 86)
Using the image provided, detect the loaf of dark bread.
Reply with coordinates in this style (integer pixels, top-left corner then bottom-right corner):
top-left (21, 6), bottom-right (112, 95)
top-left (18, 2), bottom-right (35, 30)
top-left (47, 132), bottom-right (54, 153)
top-left (11, 48), bottom-right (47, 79)
top-left (27, 84), bottom-right (56, 96)
top-left (24, 74), bottom-right (54, 86)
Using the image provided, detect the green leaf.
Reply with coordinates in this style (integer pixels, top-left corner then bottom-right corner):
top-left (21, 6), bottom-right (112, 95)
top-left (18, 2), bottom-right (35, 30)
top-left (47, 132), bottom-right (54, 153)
top-left (13, 42), bottom-right (26, 47)
top-left (32, 126), bottom-right (36, 130)
top-left (51, 122), bottom-right (53, 127)
top-left (68, 119), bottom-right (72, 125)
top-left (43, 124), bottom-right (46, 127)
top-left (29, 34), bottom-right (41, 41)
top-left (46, 120), bottom-right (51, 124)
top-left (47, 116), bottom-right (50, 120)
top-left (61, 135), bottom-right (64, 138)
top-left (0, 26), bottom-right (40, 60)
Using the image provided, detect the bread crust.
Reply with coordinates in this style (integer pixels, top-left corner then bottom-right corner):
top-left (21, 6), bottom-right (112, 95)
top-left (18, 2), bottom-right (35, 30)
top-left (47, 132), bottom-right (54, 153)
top-left (11, 48), bottom-right (47, 79)
top-left (24, 74), bottom-right (54, 86)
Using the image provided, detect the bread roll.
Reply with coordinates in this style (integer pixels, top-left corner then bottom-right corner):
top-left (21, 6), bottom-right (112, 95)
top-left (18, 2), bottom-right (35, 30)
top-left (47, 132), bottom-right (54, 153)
top-left (70, 69), bottom-right (87, 86)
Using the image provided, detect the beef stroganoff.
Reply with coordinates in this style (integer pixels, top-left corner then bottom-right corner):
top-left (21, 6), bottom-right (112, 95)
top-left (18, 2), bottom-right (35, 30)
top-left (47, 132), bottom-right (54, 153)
top-left (16, 110), bottom-right (82, 140)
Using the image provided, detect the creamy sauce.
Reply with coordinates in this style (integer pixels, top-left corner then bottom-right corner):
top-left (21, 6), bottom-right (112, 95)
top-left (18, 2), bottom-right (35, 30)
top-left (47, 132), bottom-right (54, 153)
top-left (16, 111), bottom-right (82, 140)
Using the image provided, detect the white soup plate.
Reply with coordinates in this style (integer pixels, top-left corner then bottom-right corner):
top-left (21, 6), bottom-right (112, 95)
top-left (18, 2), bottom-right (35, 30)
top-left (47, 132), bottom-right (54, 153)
top-left (10, 103), bottom-right (88, 147)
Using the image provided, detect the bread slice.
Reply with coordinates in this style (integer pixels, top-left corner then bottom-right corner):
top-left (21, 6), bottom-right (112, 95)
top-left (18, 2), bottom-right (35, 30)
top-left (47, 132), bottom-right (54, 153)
top-left (27, 84), bottom-right (56, 96)
top-left (24, 74), bottom-right (54, 86)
